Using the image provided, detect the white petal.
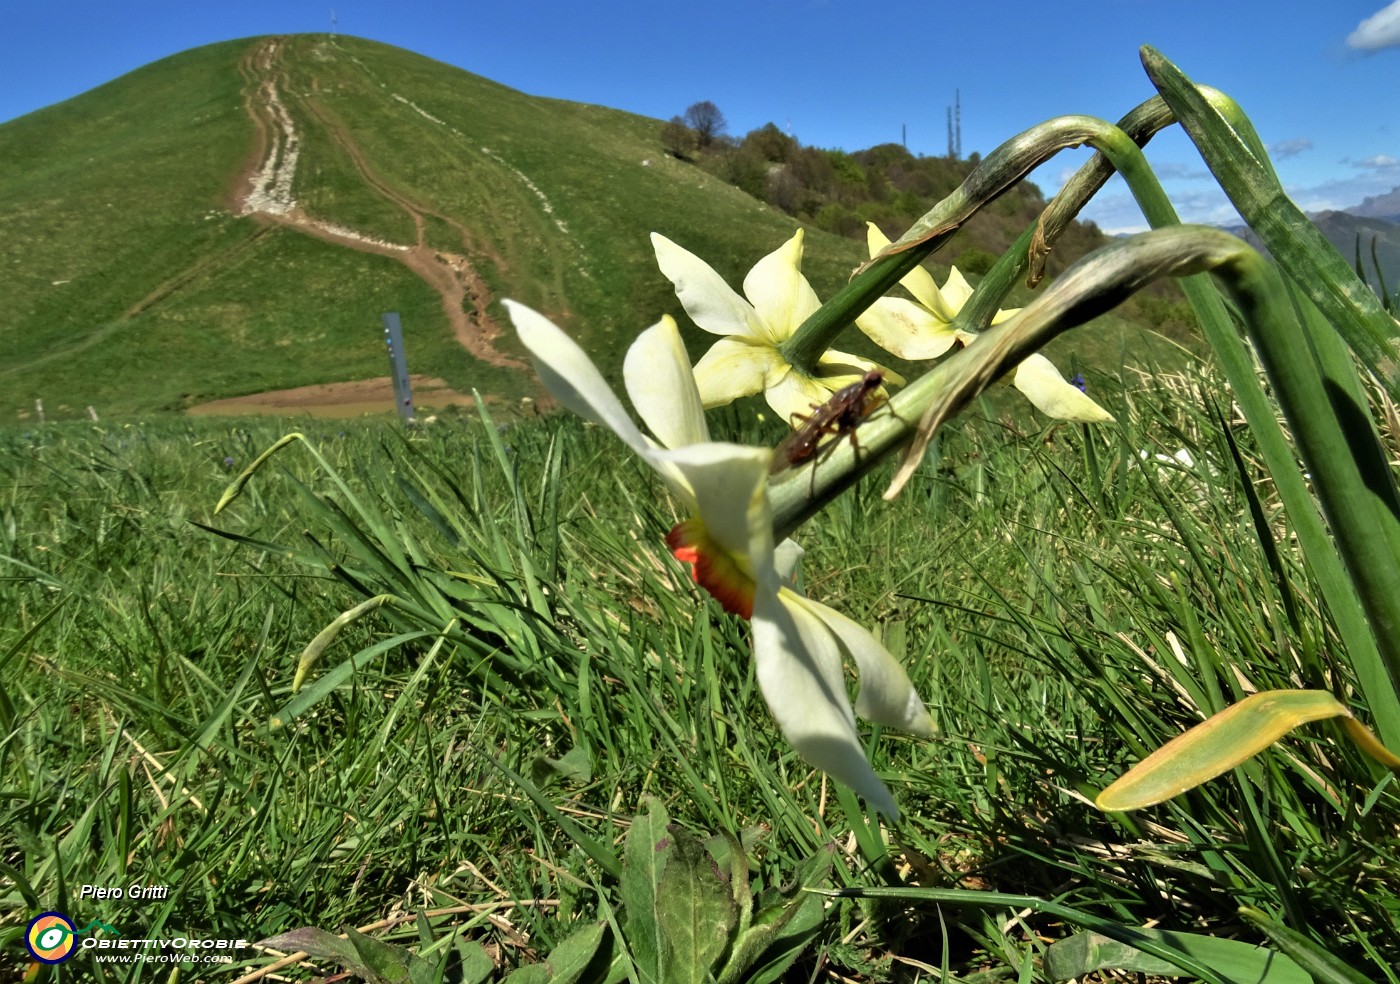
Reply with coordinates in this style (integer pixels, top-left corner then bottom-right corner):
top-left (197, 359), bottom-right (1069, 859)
top-left (1013, 354), bottom-right (1116, 422)
top-left (652, 443), bottom-right (774, 580)
top-left (752, 589), bottom-right (899, 818)
top-left (902, 265), bottom-right (952, 318)
top-left (855, 297), bottom-right (959, 361)
top-left (816, 349), bottom-right (903, 386)
top-left (940, 267), bottom-right (975, 313)
top-left (761, 350), bottom-right (899, 425)
top-left (865, 222), bottom-right (948, 316)
top-left (624, 315), bottom-right (709, 449)
top-left (864, 221), bottom-right (890, 257)
top-left (742, 230), bottom-right (822, 343)
top-left (763, 370), bottom-right (846, 425)
top-left (652, 233), bottom-right (764, 339)
top-left (794, 595), bottom-right (935, 735)
top-left (774, 539), bottom-right (805, 589)
top-left (692, 337), bottom-right (786, 408)
top-left (505, 300), bottom-right (652, 457)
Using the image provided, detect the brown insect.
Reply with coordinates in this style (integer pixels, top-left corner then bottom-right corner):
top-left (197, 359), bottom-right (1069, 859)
top-left (769, 369), bottom-right (885, 476)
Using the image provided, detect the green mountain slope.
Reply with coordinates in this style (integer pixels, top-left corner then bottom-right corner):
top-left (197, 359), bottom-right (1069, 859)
top-left (0, 34), bottom-right (872, 418)
top-left (0, 34), bottom-right (1173, 421)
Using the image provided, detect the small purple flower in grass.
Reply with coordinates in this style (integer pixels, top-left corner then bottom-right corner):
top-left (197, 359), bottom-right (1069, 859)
top-left (1070, 372), bottom-right (1087, 393)
top-left (223, 455), bottom-right (236, 470)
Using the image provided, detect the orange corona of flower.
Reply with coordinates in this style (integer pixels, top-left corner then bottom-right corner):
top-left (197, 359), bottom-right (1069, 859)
top-left (667, 519), bottom-right (756, 619)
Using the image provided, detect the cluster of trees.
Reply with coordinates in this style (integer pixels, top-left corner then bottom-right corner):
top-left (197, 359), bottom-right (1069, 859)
top-left (658, 103), bottom-right (1198, 341)
top-left (659, 102), bottom-right (1092, 275)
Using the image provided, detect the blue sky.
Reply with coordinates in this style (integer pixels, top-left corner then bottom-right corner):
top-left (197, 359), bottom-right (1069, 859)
top-left (5, 1), bottom-right (1399, 233)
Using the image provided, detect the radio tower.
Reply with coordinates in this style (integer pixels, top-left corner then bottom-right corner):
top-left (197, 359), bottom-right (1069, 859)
top-left (330, 8), bottom-right (338, 38)
top-left (955, 89), bottom-right (962, 159)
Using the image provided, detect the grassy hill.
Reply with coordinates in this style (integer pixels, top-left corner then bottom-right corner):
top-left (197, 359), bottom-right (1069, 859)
top-left (0, 34), bottom-right (1176, 421)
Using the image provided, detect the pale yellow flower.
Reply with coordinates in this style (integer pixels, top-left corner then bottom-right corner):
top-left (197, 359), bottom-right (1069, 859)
top-left (857, 223), bottom-right (1114, 423)
top-left (652, 230), bottom-right (899, 425)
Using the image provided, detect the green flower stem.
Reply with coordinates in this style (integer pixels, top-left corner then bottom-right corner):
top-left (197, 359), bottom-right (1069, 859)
top-left (1233, 277), bottom-right (1400, 721)
top-left (779, 115), bottom-right (1166, 373)
top-left (1127, 48), bottom-right (1400, 743)
top-left (1141, 46), bottom-right (1400, 395)
top-left (1027, 94), bottom-right (1179, 287)
top-left (953, 72), bottom-right (1400, 746)
top-left (771, 228), bottom-right (1236, 529)
top-left (771, 228), bottom-right (1238, 537)
top-left (950, 97), bottom-right (1180, 337)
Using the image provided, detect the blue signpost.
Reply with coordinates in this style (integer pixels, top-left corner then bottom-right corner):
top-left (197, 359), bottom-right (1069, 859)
top-left (381, 312), bottom-right (415, 422)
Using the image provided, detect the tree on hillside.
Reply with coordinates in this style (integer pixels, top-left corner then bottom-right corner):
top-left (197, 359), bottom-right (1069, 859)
top-left (662, 116), bottom-right (695, 159)
top-left (743, 122), bottom-right (797, 163)
top-left (683, 101), bottom-right (727, 149)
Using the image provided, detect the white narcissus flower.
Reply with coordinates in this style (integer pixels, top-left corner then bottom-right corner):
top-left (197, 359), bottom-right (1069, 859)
top-left (651, 230), bottom-right (901, 425)
top-left (857, 223), bottom-right (1114, 423)
top-left (505, 299), bottom-right (934, 818)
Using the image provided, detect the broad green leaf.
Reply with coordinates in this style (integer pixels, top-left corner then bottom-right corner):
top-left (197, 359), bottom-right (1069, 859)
top-left (1239, 907), bottom-right (1378, 984)
top-left (1097, 690), bottom-right (1350, 810)
top-left (658, 829), bottom-right (737, 984)
top-left (621, 798), bottom-right (671, 981)
top-left (502, 965), bottom-right (552, 984)
top-left (720, 843), bottom-right (835, 984)
top-left (455, 938), bottom-right (496, 984)
top-left (344, 926), bottom-right (416, 983)
top-left (536, 922), bottom-right (608, 984)
top-left (739, 889), bottom-right (827, 984)
top-left (256, 927), bottom-right (365, 972)
top-left (1046, 928), bottom-right (1309, 983)
top-left (531, 745), bottom-right (593, 785)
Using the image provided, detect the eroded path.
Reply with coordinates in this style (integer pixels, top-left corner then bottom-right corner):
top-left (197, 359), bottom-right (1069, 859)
top-left (233, 37), bottom-right (521, 369)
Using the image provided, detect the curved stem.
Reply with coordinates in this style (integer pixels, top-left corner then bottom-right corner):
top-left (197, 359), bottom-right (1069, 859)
top-left (779, 115), bottom-right (1166, 373)
top-left (770, 226), bottom-right (1262, 537)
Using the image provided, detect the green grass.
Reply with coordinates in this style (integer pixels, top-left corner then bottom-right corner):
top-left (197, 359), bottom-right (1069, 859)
top-left (3, 356), bottom-right (1396, 979)
top-left (8, 34), bottom-right (1391, 984)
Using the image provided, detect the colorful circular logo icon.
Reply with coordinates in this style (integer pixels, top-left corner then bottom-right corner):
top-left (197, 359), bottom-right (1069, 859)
top-left (26, 912), bottom-right (77, 964)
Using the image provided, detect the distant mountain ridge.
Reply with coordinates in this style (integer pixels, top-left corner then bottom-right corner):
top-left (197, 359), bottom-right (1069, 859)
top-left (1228, 200), bottom-right (1400, 297)
top-left (1345, 185), bottom-right (1400, 224)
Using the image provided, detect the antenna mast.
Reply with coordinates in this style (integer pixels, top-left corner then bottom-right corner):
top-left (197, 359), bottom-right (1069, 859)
top-left (955, 89), bottom-right (962, 159)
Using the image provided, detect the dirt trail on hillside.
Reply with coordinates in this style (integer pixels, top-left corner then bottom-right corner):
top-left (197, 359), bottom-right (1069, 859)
top-left (231, 37), bottom-right (521, 371)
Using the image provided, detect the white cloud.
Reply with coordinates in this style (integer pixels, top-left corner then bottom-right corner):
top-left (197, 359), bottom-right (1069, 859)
top-left (1354, 154), bottom-right (1400, 169)
top-left (1151, 162), bottom-right (1212, 181)
top-left (1078, 187), bottom-right (1244, 236)
top-left (1347, 2), bottom-right (1400, 51)
top-left (1269, 138), bottom-right (1313, 160)
top-left (1284, 170), bottom-right (1400, 213)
